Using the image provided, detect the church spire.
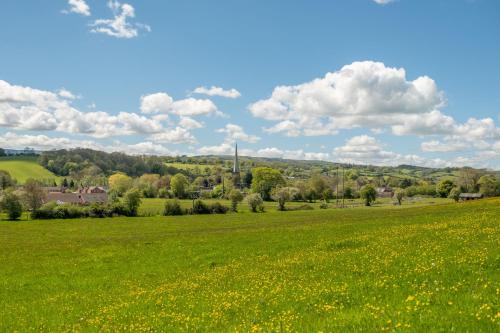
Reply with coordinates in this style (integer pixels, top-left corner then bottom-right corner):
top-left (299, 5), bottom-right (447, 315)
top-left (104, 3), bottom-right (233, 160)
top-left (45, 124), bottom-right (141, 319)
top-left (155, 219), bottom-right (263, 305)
top-left (232, 142), bottom-right (240, 174)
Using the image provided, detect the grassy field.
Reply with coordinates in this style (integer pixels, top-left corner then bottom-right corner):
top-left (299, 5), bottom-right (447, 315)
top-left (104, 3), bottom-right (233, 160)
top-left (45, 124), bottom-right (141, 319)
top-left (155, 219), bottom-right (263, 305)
top-left (0, 199), bottom-right (499, 332)
top-left (0, 156), bottom-right (60, 184)
top-left (138, 197), bottom-right (452, 216)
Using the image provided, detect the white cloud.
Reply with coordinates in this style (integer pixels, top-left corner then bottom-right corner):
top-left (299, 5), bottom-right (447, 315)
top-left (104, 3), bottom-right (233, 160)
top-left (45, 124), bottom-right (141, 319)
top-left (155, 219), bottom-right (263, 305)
top-left (333, 135), bottom-right (450, 168)
top-left (249, 61), bottom-right (448, 137)
top-left (254, 148), bottom-right (329, 161)
top-left (193, 86), bottom-right (241, 99)
top-left (64, 0), bottom-right (91, 16)
top-left (249, 60), bottom-right (500, 161)
top-left (179, 116), bottom-right (204, 129)
top-left (421, 140), bottom-right (469, 153)
top-left (149, 127), bottom-right (197, 144)
top-left (217, 123), bottom-right (260, 143)
top-left (90, 0), bottom-right (150, 39)
top-left (198, 142), bottom-right (234, 156)
top-left (197, 142), bottom-right (328, 161)
top-left (140, 93), bottom-right (222, 117)
top-left (58, 88), bottom-right (78, 100)
top-left (373, 0), bottom-right (396, 4)
top-left (0, 79), bottom-right (173, 138)
top-left (0, 132), bottom-right (180, 156)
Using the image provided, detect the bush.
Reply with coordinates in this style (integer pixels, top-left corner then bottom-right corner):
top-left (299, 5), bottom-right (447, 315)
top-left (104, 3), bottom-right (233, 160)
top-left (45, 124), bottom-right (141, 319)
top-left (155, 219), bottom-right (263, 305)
top-left (360, 185), bottom-right (377, 206)
top-left (164, 199), bottom-right (184, 216)
top-left (32, 202), bottom-right (90, 219)
top-left (1, 190), bottom-right (23, 220)
top-left (158, 188), bottom-right (169, 199)
top-left (192, 199), bottom-right (211, 214)
top-left (448, 187), bottom-right (461, 202)
top-left (210, 202), bottom-right (229, 214)
top-left (228, 189), bottom-right (244, 212)
top-left (89, 203), bottom-right (113, 218)
top-left (123, 188), bottom-right (142, 217)
top-left (246, 193), bottom-right (264, 212)
top-left (319, 203), bottom-right (329, 209)
top-left (32, 202), bottom-right (126, 219)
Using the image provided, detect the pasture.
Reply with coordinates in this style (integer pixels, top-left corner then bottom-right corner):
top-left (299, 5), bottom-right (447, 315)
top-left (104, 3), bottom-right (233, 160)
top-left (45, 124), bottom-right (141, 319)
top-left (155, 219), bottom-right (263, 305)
top-left (0, 156), bottom-right (60, 184)
top-left (0, 199), bottom-right (498, 332)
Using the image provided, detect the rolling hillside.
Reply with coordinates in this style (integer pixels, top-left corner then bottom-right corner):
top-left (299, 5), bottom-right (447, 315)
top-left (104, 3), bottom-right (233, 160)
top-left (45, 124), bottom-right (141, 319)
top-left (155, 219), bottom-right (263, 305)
top-left (0, 156), bottom-right (60, 184)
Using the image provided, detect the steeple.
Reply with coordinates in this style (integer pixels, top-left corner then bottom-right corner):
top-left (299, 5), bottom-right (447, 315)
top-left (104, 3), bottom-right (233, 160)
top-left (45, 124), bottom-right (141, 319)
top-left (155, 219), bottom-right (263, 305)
top-left (232, 142), bottom-right (240, 174)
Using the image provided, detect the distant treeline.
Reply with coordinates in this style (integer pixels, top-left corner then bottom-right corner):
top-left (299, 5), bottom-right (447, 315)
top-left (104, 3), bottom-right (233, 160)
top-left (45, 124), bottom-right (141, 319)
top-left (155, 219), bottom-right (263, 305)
top-left (38, 149), bottom-right (176, 177)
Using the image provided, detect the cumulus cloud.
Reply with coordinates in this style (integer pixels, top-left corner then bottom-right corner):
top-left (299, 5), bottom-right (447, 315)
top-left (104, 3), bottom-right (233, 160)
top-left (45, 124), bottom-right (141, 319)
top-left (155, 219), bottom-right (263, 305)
top-left (217, 123), bottom-right (260, 143)
top-left (192, 86), bottom-right (241, 99)
top-left (249, 61), bottom-right (449, 137)
top-left (90, 0), bottom-right (150, 39)
top-left (0, 79), bottom-right (199, 141)
top-left (0, 132), bottom-right (181, 156)
top-left (149, 127), bottom-right (197, 144)
top-left (333, 135), bottom-right (450, 168)
top-left (178, 116), bottom-right (204, 129)
top-left (64, 0), bottom-right (91, 16)
top-left (250, 61), bottom-right (500, 160)
top-left (140, 93), bottom-right (222, 117)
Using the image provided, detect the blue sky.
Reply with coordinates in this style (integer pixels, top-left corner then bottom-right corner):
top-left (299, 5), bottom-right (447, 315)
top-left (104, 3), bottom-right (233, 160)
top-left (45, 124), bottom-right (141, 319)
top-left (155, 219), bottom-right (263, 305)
top-left (0, 0), bottom-right (499, 169)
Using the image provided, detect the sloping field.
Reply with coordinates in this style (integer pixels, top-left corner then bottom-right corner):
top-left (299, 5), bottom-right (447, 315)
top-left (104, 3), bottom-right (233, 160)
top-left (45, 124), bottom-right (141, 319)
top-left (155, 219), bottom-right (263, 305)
top-left (0, 156), bottom-right (59, 184)
top-left (0, 199), bottom-right (498, 332)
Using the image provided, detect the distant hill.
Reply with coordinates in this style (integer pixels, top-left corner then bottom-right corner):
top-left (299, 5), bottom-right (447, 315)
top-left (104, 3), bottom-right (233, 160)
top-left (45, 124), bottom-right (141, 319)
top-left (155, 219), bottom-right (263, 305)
top-left (0, 156), bottom-right (60, 184)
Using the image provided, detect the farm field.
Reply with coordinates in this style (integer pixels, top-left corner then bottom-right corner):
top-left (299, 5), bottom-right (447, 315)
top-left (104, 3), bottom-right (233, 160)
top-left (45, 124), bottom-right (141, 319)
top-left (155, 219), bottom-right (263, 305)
top-left (0, 199), bottom-right (498, 332)
top-left (0, 156), bottom-right (60, 184)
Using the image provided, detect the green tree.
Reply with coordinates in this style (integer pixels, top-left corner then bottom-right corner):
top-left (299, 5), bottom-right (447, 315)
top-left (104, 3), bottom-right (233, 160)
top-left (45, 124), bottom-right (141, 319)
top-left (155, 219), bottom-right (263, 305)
top-left (477, 175), bottom-right (497, 197)
top-left (170, 173), bottom-right (189, 199)
top-left (246, 193), bottom-right (264, 212)
top-left (22, 178), bottom-right (46, 211)
top-left (108, 172), bottom-right (133, 196)
top-left (393, 188), bottom-right (404, 205)
top-left (360, 185), bottom-right (377, 206)
top-left (228, 189), bottom-right (244, 212)
top-left (123, 188), bottom-right (142, 217)
top-left (436, 179), bottom-right (454, 198)
top-left (1, 190), bottom-right (23, 220)
top-left (137, 173), bottom-right (160, 198)
top-left (448, 187), bottom-right (461, 202)
top-left (251, 167), bottom-right (285, 201)
top-left (271, 187), bottom-right (292, 211)
top-left (0, 170), bottom-right (16, 190)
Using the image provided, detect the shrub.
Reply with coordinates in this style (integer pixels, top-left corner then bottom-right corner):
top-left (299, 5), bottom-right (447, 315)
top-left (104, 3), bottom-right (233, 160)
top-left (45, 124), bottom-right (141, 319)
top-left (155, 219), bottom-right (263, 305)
top-left (89, 203), bottom-right (113, 218)
top-left (360, 185), bottom-right (377, 206)
top-left (393, 188), bottom-right (404, 205)
top-left (32, 202), bottom-right (123, 219)
top-left (158, 188), bottom-right (169, 199)
top-left (192, 199), bottom-right (211, 214)
top-left (210, 202), bottom-right (229, 214)
top-left (436, 179), bottom-right (454, 198)
top-left (164, 199), bottom-right (184, 216)
top-left (272, 187), bottom-right (292, 211)
top-left (246, 193), bottom-right (264, 212)
top-left (228, 189), bottom-right (244, 212)
top-left (1, 190), bottom-right (23, 220)
top-left (448, 187), bottom-right (461, 202)
top-left (319, 202), bottom-right (329, 209)
top-left (123, 188), bottom-right (142, 217)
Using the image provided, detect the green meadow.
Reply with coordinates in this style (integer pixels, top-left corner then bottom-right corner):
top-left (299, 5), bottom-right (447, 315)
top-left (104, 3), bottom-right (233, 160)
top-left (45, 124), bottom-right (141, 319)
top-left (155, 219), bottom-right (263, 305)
top-left (1, 199), bottom-right (498, 332)
top-left (0, 156), bottom-right (60, 184)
